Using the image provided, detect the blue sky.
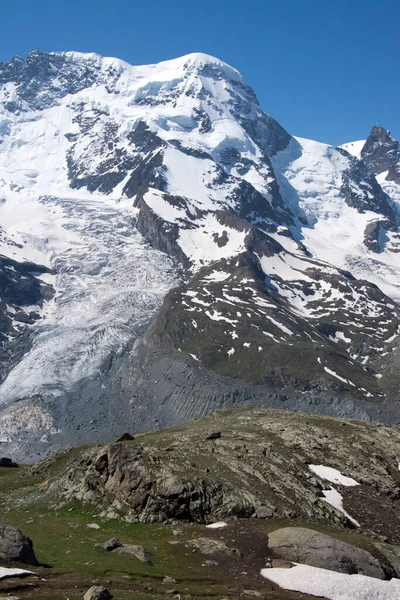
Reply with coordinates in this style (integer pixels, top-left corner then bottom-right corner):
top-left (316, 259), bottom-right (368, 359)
top-left (0, 0), bottom-right (398, 145)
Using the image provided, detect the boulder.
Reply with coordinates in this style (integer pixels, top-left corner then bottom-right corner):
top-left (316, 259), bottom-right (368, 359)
top-left (103, 538), bottom-right (123, 551)
top-left (83, 586), bottom-right (112, 600)
top-left (0, 525), bottom-right (38, 565)
top-left (0, 458), bottom-right (18, 468)
top-left (268, 527), bottom-right (385, 579)
top-left (113, 544), bottom-right (152, 565)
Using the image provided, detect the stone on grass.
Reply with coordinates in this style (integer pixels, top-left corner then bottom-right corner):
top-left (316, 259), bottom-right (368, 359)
top-left (0, 525), bottom-right (38, 565)
top-left (103, 538), bottom-right (123, 551)
top-left (83, 586), bottom-right (112, 600)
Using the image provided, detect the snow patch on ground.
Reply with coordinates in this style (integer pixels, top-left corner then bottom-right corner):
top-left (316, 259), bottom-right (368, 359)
top-left (206, 521), bottom-right (227, 529)
top-left (0, 567), bottom-right (35, 580)
top-left (261, 563), bottom-right (400, 600)
top-left (308, 464), bottom-right (359, 487)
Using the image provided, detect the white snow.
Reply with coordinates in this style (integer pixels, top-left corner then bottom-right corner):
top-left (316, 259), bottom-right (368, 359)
top-left (308, 464), bottom-right (359, 487)
top-left (322, 488), bottom-right (360, 527)
top-left (324, 367), bottom-right (351, 385)
top-left (206, 521), bottom-right (228, 529)
top-left (261, 563), bottom-right (400, 599)
top-left (0, 567), bottom-right (35, 580)
top-left (339, 139), bottom-right (366, 159)
top-left (0, 194), bottom-right (177, 406)
top-left (272, 136), bottom-right (400, 302)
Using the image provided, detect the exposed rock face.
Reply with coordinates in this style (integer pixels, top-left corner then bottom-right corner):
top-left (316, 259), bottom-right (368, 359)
top-left (0, 525), bottom-right (38, 565)
top-left (27, 408), bottom-right (400, 545)
top-left (268, 527), bottom-right (386, 578)
top-left (361, 125), bottom-right (400, 184)
top-left (337, 147), bottom-right (396, 223)
top-left (0, 256), bottom-right (54, 384)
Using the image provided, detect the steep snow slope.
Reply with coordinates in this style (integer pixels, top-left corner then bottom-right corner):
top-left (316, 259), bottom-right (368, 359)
top-left (0, 50), bottom-right (400, 457)
top-left (340, 139), bottom-right (366, 159)
top-left (272, 136), bottom-right (400, 301)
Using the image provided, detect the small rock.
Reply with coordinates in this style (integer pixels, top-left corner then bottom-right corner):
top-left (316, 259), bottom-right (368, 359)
top-left (242, 591), bottom-right (262, 597)
top-left (202, 560), bottom-right (218, 567)
top-left (163, 576), bottom-right (178, 584)
top-left (104, 538), bottom-right (123, 551)
top-left (255, 506), bottom-right (273, 519)
top-left (271, 559), bottom-right (294, 568)
top-left (83, 586), bottom-right (112, 600)
top-left (87, 523), bottom-right (100, 530)
top-left (206, 432), bottom-right (221, 440)
top-left (172, 529), bottom-right (183, 536)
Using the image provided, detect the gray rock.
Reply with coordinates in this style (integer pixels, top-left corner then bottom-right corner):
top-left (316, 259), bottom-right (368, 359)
top-left (255, 505), bottom-right (273, 519)
top-left (103, 538), bottom-right (123, 551)
top-left (0, 524), bottom-right (38, 565)
top-left (373, 542), bottom-right (400, 578)
top-left (113, 544), bottom-right (152, 565)
top-left (268, 527), bottom-right (385, 579)
top-left (83, 586), bottom-right (112, 600)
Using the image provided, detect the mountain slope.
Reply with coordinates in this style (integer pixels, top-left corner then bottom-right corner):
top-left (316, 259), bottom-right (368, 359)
top-left (0, 50), bottom-right (400, 458)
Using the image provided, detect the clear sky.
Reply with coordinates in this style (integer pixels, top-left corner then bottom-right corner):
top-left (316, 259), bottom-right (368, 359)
top-left (0, 0), bottom-right (398, 146)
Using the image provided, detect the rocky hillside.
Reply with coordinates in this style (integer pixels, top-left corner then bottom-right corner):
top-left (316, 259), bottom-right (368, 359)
top-left (2, 407), bottom-right (400, 599)
top-left (11, 407), bottom-right (400, 540)
top-left (0, 51), bottom-right (400, 459)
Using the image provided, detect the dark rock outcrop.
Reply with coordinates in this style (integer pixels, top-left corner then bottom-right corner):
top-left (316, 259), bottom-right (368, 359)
top-left (0, 457), bottom-right (18, 468)
top-left (361, 125), bottom-right (400, 184)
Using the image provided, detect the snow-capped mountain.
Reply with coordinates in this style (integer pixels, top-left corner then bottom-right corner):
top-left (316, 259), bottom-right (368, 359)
top-left (1, 50), bottom-right (400, 459)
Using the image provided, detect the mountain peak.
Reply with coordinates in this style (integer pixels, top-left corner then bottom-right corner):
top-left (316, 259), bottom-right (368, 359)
top-left (361, 124), bottom-right (400, 183)
top-left (365, 124), bottom-right (395, 146)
